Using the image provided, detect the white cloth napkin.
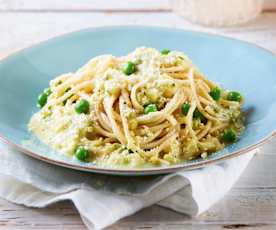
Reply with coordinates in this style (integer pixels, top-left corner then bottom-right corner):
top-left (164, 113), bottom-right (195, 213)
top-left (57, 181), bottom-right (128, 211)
top-left (0, 141), bottom-right (255, 229)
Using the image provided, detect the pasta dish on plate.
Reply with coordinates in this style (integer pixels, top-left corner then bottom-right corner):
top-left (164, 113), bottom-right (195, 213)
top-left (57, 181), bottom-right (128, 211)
top-left (29, 47), bottom-right (244, 168)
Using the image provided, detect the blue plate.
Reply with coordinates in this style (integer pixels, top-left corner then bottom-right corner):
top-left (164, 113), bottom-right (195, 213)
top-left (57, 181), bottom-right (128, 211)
top-left (0, 26), bottom-right (276, 175)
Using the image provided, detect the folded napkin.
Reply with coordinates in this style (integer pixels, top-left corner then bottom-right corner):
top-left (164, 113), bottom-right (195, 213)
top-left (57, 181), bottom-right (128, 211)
top-left (0, 141), bottom-right (256, 229)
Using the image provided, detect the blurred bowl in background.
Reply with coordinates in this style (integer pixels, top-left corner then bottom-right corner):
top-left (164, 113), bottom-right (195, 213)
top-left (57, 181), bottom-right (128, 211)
top-left (171, 0), bottom-right (264, 27)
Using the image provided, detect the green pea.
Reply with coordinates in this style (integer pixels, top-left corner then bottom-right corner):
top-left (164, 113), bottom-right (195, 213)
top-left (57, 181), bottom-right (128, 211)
top-left (209, 87), bottom-right (221, 101)
top-left (37, 92), bottom-right (48, 108)
top-left (37, 88), bottom-right (52, 108)
top-left (123, 61), bottom-right (136, 75)
top-left (75, 99), bottom-right (90, 114)
top-left (75, 146), bottom-right (89, 161)
top-left (227, 91), bottom-right (241, 102)
top-left (222, 129), bottom-right (237, 142)
top-left (144, 104), bottom-right (157, 114)
top-left (182, 103), bottom-right (190, 116)
top-left (161, 49), bottom-right (170, 55)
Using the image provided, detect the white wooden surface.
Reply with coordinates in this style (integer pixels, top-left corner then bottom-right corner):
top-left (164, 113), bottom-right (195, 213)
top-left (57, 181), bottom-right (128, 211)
top-left (1, 0), bottom-right (276, 229)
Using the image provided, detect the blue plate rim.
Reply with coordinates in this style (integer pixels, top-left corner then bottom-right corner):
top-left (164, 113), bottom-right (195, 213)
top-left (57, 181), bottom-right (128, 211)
top-left (0, 25), bottom-right (275, 175)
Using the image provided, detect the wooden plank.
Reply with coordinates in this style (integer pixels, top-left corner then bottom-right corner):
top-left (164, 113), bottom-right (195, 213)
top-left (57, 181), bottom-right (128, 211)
top-left (0, 12), bottom-right (275, 59)
top-left (0, 0), bottom-right (170, 11)
top-left (1, 187), bottom-right (276, 229)
top-left (0, 0), bottom-right (275, 11)
top-left (0, 200), bottom-right (86, 229)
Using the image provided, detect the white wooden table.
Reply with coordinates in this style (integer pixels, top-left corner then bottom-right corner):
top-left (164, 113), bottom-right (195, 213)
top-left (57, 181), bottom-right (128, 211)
top-left (1, 1), bottom-right (276, 229)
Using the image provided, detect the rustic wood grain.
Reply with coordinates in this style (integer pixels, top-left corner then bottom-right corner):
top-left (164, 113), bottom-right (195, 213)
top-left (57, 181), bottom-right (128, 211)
top-left (0, 0), bottom-right (170, 11)
top-left (0, 0), bottom-right (275, 11)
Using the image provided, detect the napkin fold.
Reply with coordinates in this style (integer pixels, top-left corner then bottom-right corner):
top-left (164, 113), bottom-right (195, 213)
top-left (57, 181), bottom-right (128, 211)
top-left (0, 142), bottom-right (255, 229)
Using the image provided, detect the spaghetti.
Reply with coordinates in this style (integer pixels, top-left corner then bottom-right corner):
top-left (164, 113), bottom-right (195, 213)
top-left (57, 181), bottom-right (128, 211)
top-left (29, 47), bottom-right (244, 168)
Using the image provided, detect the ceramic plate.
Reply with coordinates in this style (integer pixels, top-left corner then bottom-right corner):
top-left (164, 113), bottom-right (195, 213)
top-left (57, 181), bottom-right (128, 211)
top-left (0, 26), bottom-right (276, 175)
